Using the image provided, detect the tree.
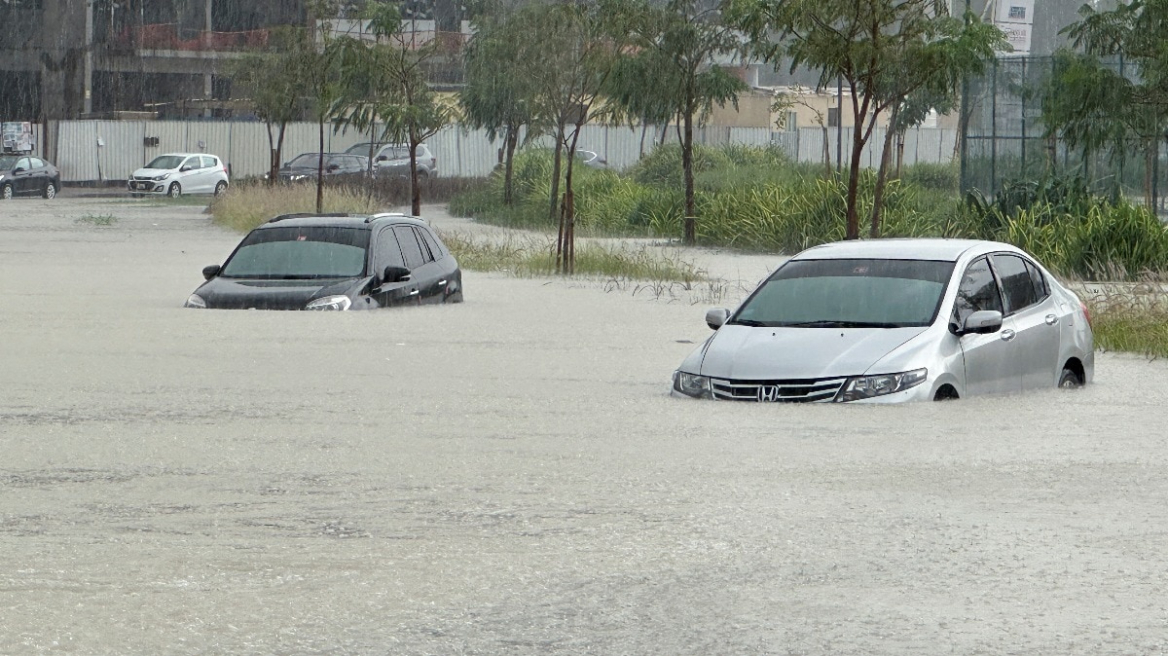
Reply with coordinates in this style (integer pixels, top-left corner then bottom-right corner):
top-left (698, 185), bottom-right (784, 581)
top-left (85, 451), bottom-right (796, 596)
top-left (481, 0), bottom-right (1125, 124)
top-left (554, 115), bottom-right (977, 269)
top-left (771, 87), bottom-right (833, 178)
top-left (459, 8), bottom-right (538, 206)
top-left (230, 27), bottom-right (314, 185)
top-left (339, 1), bottom-right (456, 216)
top-left (603, 0), bottom-right (745, 245)
top-left (514, 2), bottom-right (619, 273)
top-left (729, 0), bottom-right (1003, 239)
top-left (303, 0), bottom-right (347, 213)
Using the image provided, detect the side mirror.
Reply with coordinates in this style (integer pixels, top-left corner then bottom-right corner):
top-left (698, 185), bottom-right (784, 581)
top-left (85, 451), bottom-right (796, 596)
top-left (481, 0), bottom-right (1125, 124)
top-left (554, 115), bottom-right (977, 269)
top-left (960, 310), bottom-right (1003, 335)
top-left (377, 155), bottom-right (388, 162)
top-left (180, 165), bottom-right (192, 172)
top-left (327, 164), bottom-right (339, 171)
top-left (202, 264), bottom-right (222, 280)
top-left (705, 308), bottom-right (731, 330)
top-left (12, 167), bottom-right (25, 173)
top-left (382, 265), bottom-right (412, 284)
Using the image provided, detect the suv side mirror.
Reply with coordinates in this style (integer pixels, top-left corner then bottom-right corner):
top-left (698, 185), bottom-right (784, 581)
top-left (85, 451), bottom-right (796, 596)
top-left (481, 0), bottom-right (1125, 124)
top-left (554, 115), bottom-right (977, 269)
top-left (382, 265), bottom-right (411, 284)
top-left (705, 308), bottom-right (731, 330)
top-left (202, 264), bottom-right (222, 280)
top-left (960, 310), bottom-right (1003, 335)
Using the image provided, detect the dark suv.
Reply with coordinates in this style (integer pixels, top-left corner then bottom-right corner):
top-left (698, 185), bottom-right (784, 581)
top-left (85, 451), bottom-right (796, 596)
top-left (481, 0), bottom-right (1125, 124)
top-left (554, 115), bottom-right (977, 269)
top-left (345, 142), bottom-right (438, 178)
top-left (275, 153), bottom-right (371, 185)
top-left (185, 213), bottom-right (463, 310)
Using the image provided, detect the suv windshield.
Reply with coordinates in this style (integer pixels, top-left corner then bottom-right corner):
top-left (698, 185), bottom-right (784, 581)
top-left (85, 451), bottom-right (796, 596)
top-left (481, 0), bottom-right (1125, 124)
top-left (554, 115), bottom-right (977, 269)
top-left (287, 154), bottom-right (328, 168)
top-left (221, 227), bottom-right (370, 279)
top-left (729, 258), bottom-right (955, 328)
top-left (146, 155), bottom-right (186, 169)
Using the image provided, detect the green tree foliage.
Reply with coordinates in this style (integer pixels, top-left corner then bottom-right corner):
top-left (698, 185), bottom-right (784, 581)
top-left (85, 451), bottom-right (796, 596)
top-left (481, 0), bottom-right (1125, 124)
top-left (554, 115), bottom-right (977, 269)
top-left (603, 0), bottom-right (746, 245)
top-left (459, 7), bottom-right (538, 206)
top-left (231, 27), bottom-right (316, 185)
top-left (728, 0), bottom-right (1002, 239)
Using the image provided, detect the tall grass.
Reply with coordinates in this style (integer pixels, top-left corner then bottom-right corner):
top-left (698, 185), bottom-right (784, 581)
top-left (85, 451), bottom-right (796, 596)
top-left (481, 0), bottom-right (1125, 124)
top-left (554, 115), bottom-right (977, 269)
top-left (210, 182), bottom-right (383, 232)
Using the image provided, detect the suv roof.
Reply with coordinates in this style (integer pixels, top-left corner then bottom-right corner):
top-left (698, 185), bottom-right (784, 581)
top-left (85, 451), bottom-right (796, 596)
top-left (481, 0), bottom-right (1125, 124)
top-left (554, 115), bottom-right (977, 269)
top-left (261, 212), bottom-right (425, 230)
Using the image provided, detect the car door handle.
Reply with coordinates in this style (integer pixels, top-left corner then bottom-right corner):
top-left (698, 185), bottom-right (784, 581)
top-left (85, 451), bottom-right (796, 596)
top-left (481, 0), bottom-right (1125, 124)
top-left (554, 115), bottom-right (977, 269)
top-left (408, 289), bottom-right (419, 296)
top-left (437, 279), bottom-right (447, 286)
top-left (1045, 314), bottom-right (1058, 326)
top-left (1000, 329), bottom-right (1016, 341)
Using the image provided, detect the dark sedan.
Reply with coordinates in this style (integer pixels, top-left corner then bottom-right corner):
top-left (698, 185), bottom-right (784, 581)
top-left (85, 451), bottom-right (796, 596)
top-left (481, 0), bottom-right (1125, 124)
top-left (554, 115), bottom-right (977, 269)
top-left (275, 153), bottom-right (371, 185)
top-left (0, 154), bottom-right (60, 199)
top-left (185, 213), bottom-right (463, 310)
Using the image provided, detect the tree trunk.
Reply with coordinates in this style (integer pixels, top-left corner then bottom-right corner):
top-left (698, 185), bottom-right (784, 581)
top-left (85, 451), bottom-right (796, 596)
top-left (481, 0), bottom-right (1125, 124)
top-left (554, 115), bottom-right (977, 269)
top-left (1146, 138), bottom-right (1155, 212)
top-left (682, 107), bottom-right (696, 245)
top-left (561, 124), bottom-right (583, 275)
top-left (266, 122), bottom-right (277, 185)
top-left (315, 120), bottom-right (325, 214)
top-left (821, 125), bottom-right (831, 179)
top-left (503, 125), bottom-right (518, 206)
top-left (275, 121), bottom-right (287, 186)
top-left (549, 124), bottom-right (565, 224)
top-left (844, 125), bottom-right (866, 240)
top-left (870, 118), bottom-right (898, 239)
top-left (895, 130), bottom-right (906, 180)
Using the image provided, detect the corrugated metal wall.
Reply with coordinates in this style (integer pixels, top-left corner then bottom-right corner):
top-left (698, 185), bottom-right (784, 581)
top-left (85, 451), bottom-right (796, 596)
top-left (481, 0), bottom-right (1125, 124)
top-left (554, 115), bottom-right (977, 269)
top-left (48, 119), bottom-right (959, 183)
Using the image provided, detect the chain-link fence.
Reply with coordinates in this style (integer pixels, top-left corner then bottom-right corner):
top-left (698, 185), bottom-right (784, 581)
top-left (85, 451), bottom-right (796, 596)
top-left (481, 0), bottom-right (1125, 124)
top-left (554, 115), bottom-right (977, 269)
top-left (961, 55), bottom-right (1167, 215)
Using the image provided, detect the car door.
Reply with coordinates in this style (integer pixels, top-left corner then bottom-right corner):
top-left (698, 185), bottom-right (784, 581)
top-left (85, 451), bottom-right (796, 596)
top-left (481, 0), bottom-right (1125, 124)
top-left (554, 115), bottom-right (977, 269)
top-left (200, 155), bottom-right (221, 191)
top-left (416, 224), bottom-right (459, 300)
top-left (13, 157), bottom-right (34, 194)
top-left (27, 158), bottom-right (48, 192)
top-left (393, 226), bottom-right (446, 303)
top-left (953, 256), bottom-right (1021, 396)
top-left (369, 227), bottom-right (421, 307)
top-left (178, 156), bottom-right (202, 192)
top-left (991, 253), bottom-right (1062, 389)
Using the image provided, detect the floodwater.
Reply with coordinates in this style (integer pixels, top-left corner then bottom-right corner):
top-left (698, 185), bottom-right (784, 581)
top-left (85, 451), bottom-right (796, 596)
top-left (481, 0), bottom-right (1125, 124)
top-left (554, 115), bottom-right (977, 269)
top-left (1, 196), bottom-right (1166, 655)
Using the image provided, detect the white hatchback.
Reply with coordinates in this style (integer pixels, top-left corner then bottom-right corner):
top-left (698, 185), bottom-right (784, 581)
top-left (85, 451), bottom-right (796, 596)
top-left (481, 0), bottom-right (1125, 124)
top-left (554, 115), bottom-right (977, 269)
top-left (129, 153), bottom-right (229, 197)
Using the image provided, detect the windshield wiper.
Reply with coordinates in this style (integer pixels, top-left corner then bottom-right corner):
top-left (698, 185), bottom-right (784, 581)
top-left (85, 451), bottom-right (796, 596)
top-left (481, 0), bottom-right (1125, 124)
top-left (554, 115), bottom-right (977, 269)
top-left (783, 320), bottom-right (911, 328)
top-left (727, 318), bottom-right (771, 327)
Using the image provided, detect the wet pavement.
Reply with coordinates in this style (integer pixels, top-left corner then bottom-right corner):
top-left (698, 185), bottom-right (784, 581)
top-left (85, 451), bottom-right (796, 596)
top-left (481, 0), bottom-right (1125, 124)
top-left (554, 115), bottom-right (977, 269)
top-left (1, 197), bottom-right (1167, 655)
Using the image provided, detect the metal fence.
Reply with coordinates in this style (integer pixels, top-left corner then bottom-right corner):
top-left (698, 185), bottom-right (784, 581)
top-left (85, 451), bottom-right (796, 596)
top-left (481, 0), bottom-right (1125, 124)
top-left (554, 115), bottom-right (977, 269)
top-left (39, 119), bottom-right (959, 183)
top-left (961, 55), bottom-right (1167, 213)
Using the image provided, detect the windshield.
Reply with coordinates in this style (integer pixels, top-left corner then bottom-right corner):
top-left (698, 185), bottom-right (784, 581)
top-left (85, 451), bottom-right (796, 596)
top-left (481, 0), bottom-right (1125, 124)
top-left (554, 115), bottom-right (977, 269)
top-left (220, 227), bottom-right (369, 279)
top-left (145, 155), bottom-right (186, 169)
top-left (286, 154), bottom-right (328, 168)
top-left (0, 155), bottom-right (19, 169)
top-left (729, 258), bottom-right (955, 328)
top-left (345, 143), bottom-right (378, 155)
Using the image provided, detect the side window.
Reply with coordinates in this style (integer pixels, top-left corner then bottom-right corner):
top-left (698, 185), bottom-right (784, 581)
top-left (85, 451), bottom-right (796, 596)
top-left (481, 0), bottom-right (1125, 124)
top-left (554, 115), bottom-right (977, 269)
top-left (15, 157), bottom-right (30, 170)
top-left (393, 226), bottom-right (426, 269)
top-left (992, 254), bottom-right (1038, 314)
top-left (1024, 259), bottom-right (1048, 301)
top-left (952, 257), bottom-right (1003, 328)
top-left (30, 158), bottom-right (44, 168)
top-left (202, 156), bottom-right (218, 169)
top-left (182, 157), bottom-right (198, 170)
top-left (418, 226), bottom-right (444, 259)
top-left (375, 228), bottom-right (406, 270)
top-left (412, 227), bottom-right (435, 263)
top-left (394, 147), bottom-right (410, 160)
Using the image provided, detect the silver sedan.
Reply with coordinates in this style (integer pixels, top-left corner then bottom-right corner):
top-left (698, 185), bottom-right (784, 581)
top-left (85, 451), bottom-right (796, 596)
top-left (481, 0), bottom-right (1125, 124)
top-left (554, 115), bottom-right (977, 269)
top-left (672, 239), bottom-right (1094, 403)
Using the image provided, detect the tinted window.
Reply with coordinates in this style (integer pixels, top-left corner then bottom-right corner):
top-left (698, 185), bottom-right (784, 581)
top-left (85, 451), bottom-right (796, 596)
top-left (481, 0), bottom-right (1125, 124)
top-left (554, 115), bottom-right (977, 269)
top-left (1025, 259), bottom-right (1048, 300)
top-left (394, 226), bottom-right (426, 269)
top-left (288, 154), bottom-right (323, 168)
top-left (221, 227), bottom-right (369, 279)
top-left (731, 258), bottom-right (954, 328)
top-left (418, 226), bottom-right (444, 259)
top-left (375, 228), bottom-right (405, 269)
top-left (992, 254), bottom-right (1038, 314)
top-left (953, 257), bottom-right (1003, 328)
top-left (0, 155), bottom-right (18, 169)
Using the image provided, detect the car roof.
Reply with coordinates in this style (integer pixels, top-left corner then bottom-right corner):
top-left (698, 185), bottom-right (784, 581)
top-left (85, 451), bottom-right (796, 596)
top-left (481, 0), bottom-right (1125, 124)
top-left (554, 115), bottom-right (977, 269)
top-left (792, 239), bottom-right (1023, 263)
top-left (256, 212), bottom-right (429, 230)
top-left (155, 152), bottom-right (216, 158)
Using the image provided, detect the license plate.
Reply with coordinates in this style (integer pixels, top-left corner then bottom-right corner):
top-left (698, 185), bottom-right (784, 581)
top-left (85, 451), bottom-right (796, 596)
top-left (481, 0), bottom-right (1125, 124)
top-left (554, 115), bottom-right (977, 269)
top-left (133, 182), bottom-right (149, 190)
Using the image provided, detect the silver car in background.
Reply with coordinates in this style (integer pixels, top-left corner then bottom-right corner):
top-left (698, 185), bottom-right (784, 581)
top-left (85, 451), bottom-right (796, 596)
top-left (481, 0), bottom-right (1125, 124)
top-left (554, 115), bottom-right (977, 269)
top-left (672, 239), bottom-right (1094, 403)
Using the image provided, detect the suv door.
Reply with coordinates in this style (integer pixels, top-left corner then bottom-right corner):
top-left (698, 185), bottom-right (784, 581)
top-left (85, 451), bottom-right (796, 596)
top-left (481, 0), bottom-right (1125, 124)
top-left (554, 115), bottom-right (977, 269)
top-left (991, 253), bottom-right (1061, 389)
top-left (393, 226), bottom-right (446, 303)
top-left (370, 227), bottom-right (420, 306)
top-left (953, 256), bottom-right (1020, 396)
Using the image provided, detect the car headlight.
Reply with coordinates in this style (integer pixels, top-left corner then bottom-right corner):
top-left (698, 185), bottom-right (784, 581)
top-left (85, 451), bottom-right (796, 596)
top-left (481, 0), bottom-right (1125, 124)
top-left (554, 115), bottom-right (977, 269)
top-left (305, 295), bottom-right (352, 311)
top-left (836, 368), bottom-right (927, 402)
top-left (184, 293), bottom-right (207, 309)
top-left (672, 371), bottom-right (711, 398)
top-left (152, 173), bottom-right (171, 181)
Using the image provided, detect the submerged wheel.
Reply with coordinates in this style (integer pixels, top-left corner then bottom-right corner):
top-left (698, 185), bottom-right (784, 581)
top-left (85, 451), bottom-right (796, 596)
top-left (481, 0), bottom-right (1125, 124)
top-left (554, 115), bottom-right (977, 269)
top-left (43, 181), bottom-right (57, 199)
top-left (933, 386), bottom-right (960, 401)
top-left (168, 182), bottom-right (182, 198)
top-left (1058, 368), bottom-right (1083, 389)
top-left (1, 183), bottom-right (12, 200)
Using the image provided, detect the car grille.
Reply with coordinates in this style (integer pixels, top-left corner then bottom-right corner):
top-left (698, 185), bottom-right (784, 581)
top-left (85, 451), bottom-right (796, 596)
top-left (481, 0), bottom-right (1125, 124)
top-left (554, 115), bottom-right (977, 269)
top-left (709, 377), bottom-right (847, 403)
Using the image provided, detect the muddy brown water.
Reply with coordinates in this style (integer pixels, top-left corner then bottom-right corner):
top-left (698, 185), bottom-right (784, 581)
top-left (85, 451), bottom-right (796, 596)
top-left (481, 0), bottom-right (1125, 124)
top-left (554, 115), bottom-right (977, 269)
top-left (1, 197), bottom-right (1166, 655)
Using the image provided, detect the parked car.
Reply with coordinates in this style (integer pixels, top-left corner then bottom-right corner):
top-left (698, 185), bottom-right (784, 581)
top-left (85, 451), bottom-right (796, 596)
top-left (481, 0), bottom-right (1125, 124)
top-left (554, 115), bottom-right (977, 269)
top-left (345, 142), bottom-right (438, 178)
top-left (185, 212), bottom-right (463, 310)
top-left (128, 153), bottom-right (229, 197)
top-left (672, 239), bottom-right (1094, 403)
top-left (275, 153), bottom-right (371, 184)
top-left (0, 154), bottom-right (60, 199)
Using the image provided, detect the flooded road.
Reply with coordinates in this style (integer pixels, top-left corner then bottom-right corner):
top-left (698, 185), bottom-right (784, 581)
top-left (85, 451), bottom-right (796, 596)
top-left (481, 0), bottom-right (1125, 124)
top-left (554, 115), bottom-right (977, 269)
top-left (2, 197), bottom-right (1167, 655)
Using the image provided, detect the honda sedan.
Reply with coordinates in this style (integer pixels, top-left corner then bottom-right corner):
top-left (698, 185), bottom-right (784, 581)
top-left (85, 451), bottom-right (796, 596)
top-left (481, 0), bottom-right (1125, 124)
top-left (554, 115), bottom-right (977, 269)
top-left (672, 239), bottom-right (1094, 403)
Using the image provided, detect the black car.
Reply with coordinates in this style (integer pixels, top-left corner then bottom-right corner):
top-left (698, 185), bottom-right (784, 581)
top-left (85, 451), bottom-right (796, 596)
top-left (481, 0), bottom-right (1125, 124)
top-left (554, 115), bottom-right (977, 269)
top-left (0, 154), bottom-right (60, 199)
top-left (185, 213), bottom-right (463, 310)
top-left (274, 153), bottom-right (371, 185)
